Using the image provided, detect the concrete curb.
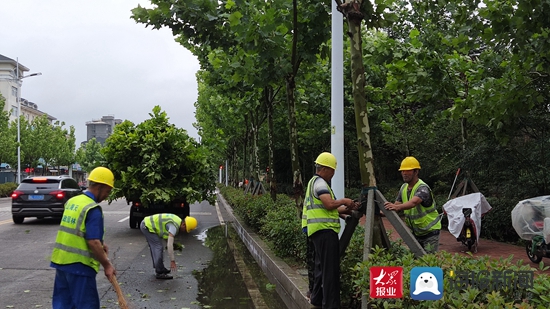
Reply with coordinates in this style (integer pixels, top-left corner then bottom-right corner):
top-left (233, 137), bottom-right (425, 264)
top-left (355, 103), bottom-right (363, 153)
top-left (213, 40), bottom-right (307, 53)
top-left (217, 194), bottom-right (310, 309)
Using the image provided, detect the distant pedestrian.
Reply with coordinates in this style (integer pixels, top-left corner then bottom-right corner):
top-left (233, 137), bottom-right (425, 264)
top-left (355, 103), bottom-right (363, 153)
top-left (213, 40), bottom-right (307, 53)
top-left (50, 166), bottom-right (116, 309)
top-left (140, 213), bottom-right (198, 279)
top-left (305, 152), bottom-right (358, 309)
top-left (384, 156), bottom-right (441, 253)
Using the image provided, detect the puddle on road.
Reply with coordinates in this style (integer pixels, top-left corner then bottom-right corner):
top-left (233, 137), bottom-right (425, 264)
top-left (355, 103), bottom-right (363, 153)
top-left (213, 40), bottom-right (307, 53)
top-left (193, 225), bottom-right (287, 309)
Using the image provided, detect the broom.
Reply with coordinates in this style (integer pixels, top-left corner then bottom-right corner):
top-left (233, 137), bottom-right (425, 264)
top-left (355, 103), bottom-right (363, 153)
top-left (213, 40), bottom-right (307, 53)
top-left (109, 275), bottom-right (129, 309)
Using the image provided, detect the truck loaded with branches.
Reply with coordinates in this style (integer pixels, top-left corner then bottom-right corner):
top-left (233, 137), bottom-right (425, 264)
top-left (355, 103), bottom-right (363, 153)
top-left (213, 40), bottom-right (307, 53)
top-left (102, 106), bottom-right (216, 228)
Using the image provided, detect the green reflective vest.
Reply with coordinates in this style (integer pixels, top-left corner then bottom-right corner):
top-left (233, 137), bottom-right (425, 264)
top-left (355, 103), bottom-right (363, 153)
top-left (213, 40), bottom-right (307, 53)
top-left (305, 176), bottom-right (340, 236)
top-left (51, 194), bottom-right (103, 272)
top-left (301, 176), bottom-right (319, 229)
top-left (400, 179), bottom-right (441, 236)
top-left (144, 213), bottom-right (182, 239)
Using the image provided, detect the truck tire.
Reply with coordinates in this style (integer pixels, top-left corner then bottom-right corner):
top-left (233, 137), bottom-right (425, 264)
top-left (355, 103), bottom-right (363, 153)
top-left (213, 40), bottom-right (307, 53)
top-left (129, 207), bottom-right (139, 229)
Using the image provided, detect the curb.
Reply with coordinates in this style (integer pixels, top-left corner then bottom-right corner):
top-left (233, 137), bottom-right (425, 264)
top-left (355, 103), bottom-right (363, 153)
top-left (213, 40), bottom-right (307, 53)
top-left (217, 194), bottom-right (310, 309)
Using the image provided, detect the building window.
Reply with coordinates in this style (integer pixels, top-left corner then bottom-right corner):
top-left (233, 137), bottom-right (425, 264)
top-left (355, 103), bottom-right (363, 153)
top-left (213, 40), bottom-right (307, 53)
top-left (11, 106), bottom-right (18, 117)
top-left (12, 86), bottom-right (18, 97)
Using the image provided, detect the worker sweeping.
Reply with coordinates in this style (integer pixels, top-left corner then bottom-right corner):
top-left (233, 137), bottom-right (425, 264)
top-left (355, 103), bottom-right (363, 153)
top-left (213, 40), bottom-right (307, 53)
top-left (140, 213), bottom-right (198, 279)
top-left (50, 166), bottom-right (117, 309)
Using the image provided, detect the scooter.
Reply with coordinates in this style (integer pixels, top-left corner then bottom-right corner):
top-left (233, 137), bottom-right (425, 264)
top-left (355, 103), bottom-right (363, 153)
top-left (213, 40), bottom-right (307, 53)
top-left (442, 192), bottom-right (492, 254)
top-left (456, 208), bottom-right (477, 253)
top-left (525, 220), bottom-right (550, 263)
top-left (511, 196), bottom-right (550, 263)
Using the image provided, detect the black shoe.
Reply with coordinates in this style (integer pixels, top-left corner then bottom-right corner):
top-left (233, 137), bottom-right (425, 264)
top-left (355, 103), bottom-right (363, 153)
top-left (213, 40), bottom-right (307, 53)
top-left (156, 273), bottom-right (173, 279)
top-left (161, 269), bottom-right (171, 274)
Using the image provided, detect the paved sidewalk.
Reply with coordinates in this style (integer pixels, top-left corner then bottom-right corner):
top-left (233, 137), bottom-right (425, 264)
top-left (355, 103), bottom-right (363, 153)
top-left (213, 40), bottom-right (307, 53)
top-left (380, 217), bottom-right (545, 270)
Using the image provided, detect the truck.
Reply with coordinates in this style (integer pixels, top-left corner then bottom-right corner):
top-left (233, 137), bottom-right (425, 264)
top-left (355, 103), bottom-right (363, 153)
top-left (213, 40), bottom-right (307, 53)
top-left (102, 106), bottom-right (216, 228)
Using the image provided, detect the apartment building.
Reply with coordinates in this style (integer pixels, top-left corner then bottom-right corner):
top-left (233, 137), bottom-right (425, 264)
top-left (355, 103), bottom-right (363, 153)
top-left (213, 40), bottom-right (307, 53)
top-left (85, 115), bottom-right (122, 144)
top-left (0, 54), bottom-right (55, 124)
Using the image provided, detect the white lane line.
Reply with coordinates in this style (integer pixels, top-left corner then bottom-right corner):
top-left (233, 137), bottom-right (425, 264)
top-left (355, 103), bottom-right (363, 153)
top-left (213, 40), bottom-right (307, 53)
top-left (118, 216), bottom-right (129, 223)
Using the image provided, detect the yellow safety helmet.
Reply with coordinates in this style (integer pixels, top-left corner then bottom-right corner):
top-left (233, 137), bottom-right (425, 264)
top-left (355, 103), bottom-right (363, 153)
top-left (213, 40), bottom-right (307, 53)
top-left (87, 166), bottom-right (115, 188)
top-left (398, 156), bottom-right (421, 171)
top-left (315, 152), bottom-right (337, 170)
top-left (184, 216), bottom-right (198, 233)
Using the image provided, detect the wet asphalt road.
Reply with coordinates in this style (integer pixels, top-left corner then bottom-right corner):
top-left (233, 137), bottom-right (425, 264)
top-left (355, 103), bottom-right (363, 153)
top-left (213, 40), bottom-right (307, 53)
top-left (0, 197), bottom-right (220, 309)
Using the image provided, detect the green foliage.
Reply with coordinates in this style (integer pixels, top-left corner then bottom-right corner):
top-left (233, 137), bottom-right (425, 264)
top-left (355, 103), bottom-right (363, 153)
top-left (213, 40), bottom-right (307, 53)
top-left (0, 182), bottom-right (17, 197)
top-left (219, 186), bottom-right (306, 261)
top-left (354, 246), bottom-right (549, 308)
top-left (234, 194), bottom-right (270, 232)
top-left (260, 195), bottom-right (306, 260)
top-left (0, 95), bottom-right (16, 166)
top-left (75, 138), bottom-right (104, 173)
top-left (102, 106), bottom-right (216, 206)
top-left (220, 185), bottom-right (550, 308)
top-left (15, 115), bottom-right (76, 172)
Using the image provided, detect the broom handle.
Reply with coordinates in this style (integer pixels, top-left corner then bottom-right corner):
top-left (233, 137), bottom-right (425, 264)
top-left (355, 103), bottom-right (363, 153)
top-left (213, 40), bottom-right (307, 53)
top-left (110, 275), bottom-right (129, 309)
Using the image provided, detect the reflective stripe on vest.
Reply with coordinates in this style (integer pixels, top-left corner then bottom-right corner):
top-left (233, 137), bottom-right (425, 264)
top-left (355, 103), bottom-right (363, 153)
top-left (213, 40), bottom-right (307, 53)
top-left (301, 176), bottom-right (318, 229)
top-left (144, 213), bottom-right (182, 239)
top-left (51, 195), bottom-right (103, 272)
top-left (401, 180), bottom-right (441, 236)
top-left (305, 177), bottom-right (339, 236)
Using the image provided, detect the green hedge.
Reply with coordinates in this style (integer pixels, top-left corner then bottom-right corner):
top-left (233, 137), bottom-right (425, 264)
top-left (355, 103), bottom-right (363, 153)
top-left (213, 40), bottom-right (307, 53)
top-left (218, 185), bottom-right (550, 308)
top-left (0, 182), bottom-right (17, 197)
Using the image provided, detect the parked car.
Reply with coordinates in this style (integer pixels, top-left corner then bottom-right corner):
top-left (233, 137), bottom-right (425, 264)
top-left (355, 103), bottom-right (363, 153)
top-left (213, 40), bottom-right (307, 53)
top-left (11, 175), bottom-right (82, 224)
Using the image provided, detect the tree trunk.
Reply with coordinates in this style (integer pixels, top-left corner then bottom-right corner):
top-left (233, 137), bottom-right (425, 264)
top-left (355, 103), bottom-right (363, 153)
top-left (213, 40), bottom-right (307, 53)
top-left (338, 0), bottom-right (385, 252)
top-left (286, 74), bottom-right (304, 209)
top-left (287, 0), bottom-right (304, 210)
top-left (265, 86), bottom-right (278, 201)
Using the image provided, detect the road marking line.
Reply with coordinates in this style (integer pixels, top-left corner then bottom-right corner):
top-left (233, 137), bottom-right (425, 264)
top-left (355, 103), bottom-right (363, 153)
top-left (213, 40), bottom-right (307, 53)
top-left (0, 219), bottom-right (13, 225)
top-left (118, 216), bottom-right (129, 223)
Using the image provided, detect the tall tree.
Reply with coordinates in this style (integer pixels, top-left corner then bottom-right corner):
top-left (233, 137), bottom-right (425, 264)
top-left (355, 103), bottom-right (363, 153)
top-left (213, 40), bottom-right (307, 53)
top-left (0, 95), bottom-right (16, 167)
top-left (75, 138), bottom-right (104, 173)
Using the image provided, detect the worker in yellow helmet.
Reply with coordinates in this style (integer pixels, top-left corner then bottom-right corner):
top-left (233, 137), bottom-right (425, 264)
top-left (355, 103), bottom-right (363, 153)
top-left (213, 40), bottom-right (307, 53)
top-left (384, 156), bottom-right (442, 253)
top-left (140, 213), bottom-right (198, 279)
top-left (303, 152), bottom-right (358, 308)
top-left (50, 166), bottom-right (116, 308)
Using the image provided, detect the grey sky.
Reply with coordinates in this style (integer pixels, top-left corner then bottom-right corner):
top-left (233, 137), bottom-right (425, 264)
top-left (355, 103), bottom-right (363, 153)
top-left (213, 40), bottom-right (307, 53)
top-left (1, 0), bottom-right (200, 146)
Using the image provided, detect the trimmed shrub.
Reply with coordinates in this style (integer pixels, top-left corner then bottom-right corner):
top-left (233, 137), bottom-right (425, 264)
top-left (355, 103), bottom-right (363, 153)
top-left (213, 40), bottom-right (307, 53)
top-left (353, 243), bottom-right (549, 308)
top-left (219, 185), bottom-right (550, 308)
top-left (260, 197), bottom-right (306, 261)
top-left (0, 182), bottom-right (17, 197)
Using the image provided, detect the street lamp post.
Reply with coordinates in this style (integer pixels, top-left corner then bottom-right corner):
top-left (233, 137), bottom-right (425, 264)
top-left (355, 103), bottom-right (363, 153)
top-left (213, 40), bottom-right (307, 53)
top-left (15, 57), bottom-right (41, 183)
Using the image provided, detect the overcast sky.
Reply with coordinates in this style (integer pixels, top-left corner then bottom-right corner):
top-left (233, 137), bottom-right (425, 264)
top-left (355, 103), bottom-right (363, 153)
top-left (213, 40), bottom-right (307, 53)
top-left (0, 0), bottom-right (200, 146)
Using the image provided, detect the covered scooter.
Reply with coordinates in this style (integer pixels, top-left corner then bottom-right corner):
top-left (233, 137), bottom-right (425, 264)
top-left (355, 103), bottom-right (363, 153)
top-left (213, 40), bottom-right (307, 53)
top-left (511, 196), bottom-right (550, 263)
top-left (442, 192), bottom-right (492, 252)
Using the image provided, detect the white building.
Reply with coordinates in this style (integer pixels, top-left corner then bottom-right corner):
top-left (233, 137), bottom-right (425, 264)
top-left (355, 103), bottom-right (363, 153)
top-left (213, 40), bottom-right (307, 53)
top-left (0, 54), bottom-right (55, 124)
